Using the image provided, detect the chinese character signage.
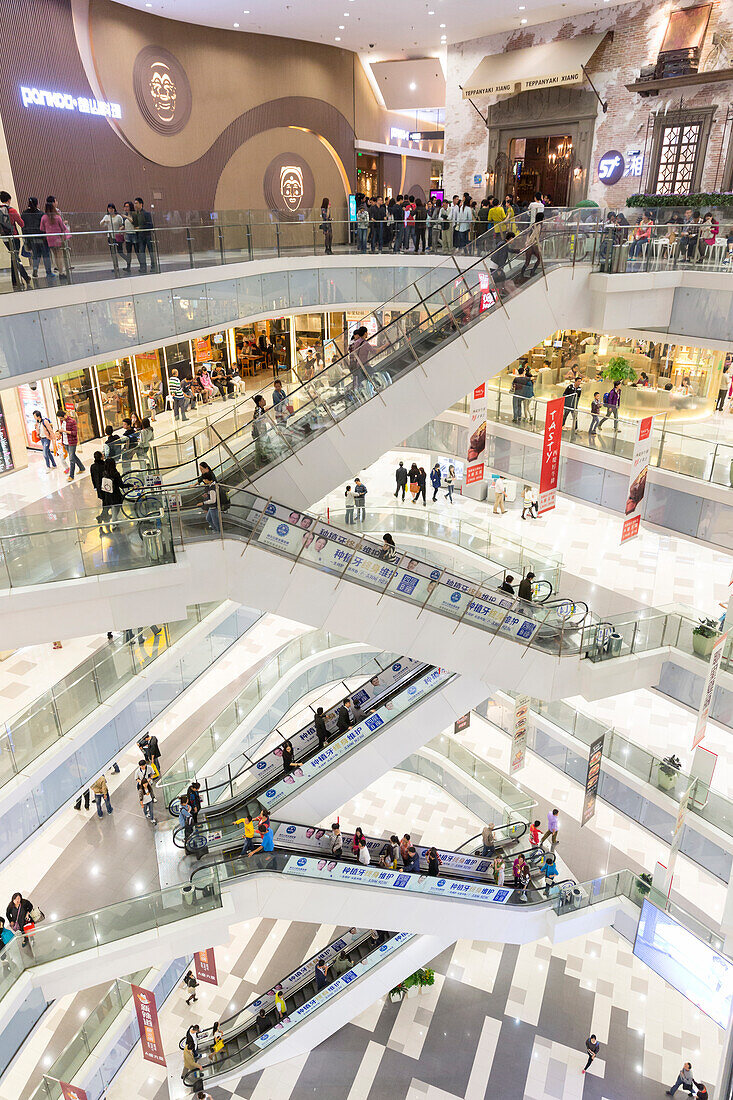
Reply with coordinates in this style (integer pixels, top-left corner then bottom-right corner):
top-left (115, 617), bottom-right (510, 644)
top-left (538, 397), bottom-right (564, 513)
top-left (194, 948), bottom-right (218, 986)
top-left (466, 384), bottom-right (487, 485)
top-left (621, 416), bottom-right (653, 543)
top-left (667, 779), bottom-right (696, 882)
top-left (693, 631), bottom-right (728, 750)
top-left (454, 712), bottom-right (471, 734)
top-left (477, 272), bottom-right (496, 313)
top-left (20, 86), bottom-right (121, 118)
top-left (60, 1085), bottom-right (88, 1100)
top-left (131, 984), bottom-right (166, 1066)
top-left (581, 732), bottom-right (605, 826)
top-left (510, 695), bottom-right (530, 774)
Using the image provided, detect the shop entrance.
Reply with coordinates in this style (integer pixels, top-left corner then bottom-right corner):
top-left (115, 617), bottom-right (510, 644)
top-left (509, 134), bottom-right (574, 205)
top-left (356, 154), bottom-right (380, 198)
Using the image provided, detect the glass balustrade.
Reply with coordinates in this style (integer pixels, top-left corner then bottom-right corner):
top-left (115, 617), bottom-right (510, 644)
top-left (0, 603), bottom-right (220, 793)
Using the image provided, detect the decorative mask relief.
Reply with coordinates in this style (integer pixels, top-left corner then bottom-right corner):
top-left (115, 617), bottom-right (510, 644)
top-left (133, 46), bottom-right (191, 135)
top-left (264, 153), bottom-right (316, 218)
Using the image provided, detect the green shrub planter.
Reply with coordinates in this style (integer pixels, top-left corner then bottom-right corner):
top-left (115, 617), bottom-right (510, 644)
top-left (627, 193), bottom-right (733, 210)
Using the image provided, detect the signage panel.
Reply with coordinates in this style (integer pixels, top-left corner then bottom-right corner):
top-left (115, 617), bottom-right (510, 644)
top-left (131, 985), bottom-right (166, 1066)
top-left (466, 383), bottom-right (487, 485)
top-left (621, 416), bottom-right (653, 543)
top-left (538, 397), bottom-right (564, 513)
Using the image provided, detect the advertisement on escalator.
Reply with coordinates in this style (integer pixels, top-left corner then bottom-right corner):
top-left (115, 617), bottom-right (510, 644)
top-left (466, 383), bottom-right (487, 484)
top-left (621, 415), bottom-right (653, 543)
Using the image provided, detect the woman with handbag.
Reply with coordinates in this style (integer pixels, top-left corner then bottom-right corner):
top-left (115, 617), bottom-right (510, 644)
top-left (32, 409), bottom-right (58, 469)
top-left (98, 456), bottom-right (124, 532)
top-left (100, 203), bottom-right (124, 269)
top-left (182, 968), bottom-right (199, 1005)
top-left (40, 198), bottom-right (70, 280)
top-left (6, 891), bottom-right (41, 946)
top-left (320, 197), bottom-right (333, 255)
top-left (211, 1021), bottom-right (225, 1062)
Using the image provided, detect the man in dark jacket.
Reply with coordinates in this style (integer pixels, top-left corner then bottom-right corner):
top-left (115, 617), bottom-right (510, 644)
top-left (518, 572), bottom-right (535, 603)
top-left (394, 461), bottom-right (408, 501)
top-left (337, 699), bottom-right (352, 733)
top-left (370, 198), bottom-right (386, 253)
top-left (314, 707), bottom-right (328, 750)
top-left (132, 197), bottom-right (157, 272)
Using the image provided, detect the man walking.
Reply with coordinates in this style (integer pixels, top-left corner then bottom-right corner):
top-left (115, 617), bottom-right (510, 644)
top-left (394, 461), bottom-right (408, 502)
top-left (133, 196), bottom-right (157, 272)
top-left (598, 380), bottom-right (621, 433)
top-left (540, 808), bottom-right (560, 848)
top-left (582, 1034), bottom-right (600, 1074)
top-left (666, 1062), bottom-right (695, 1095)
top-left (430, 463), bottom-right (442, 502)
top-left (60, 408), bottom-right (85, 482)
top-left (91, 775), bottom-right (113, 817)
top-left (354, 477), bottom-right (367, 521)
top-left (168, 369), bottom-right (188, 422)
top-left (314, 706), bottom-right (328, 750)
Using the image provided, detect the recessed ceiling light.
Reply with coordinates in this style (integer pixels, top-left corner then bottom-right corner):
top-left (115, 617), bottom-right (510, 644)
top-left (145, 2), bottom-right (151, 6)
top-left (440, 22), bottom-right (446, 27)
top-left (339, 24), bottom-right (345, 28)
top-left (410, 82), bottom-right (417, 90)
top-left (518, 4), bottom-right (525, 8)
top-left (520, 17), bottom-right (527, 23)
top-left (428, 9), bottom-right (435, 13)
top-left (335, 36), bottom-right (341, 40)
top-left (233, 22), bottom-right (239, 27)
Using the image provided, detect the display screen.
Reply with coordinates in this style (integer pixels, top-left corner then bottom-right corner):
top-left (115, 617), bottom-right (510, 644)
top-left (430, 189), bottom-right (444, 203)
top-left (633, 900), bottom-right (733, 1028)
top-left (348, 195), bottom-right (357, 222)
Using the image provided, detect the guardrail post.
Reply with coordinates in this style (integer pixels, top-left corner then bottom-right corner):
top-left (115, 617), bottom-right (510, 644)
top-left (217, 225), bottom-right (225, 265)
top-left (313, 222), bottom-right (318, 255)
top-left (275, 223), bottom-right (281, 258)
top-left (246, 223), bottom-right (253, 261)
top-left (63, 241), bottom-right (74, 283)
top-left (186, 230), bottom-right (195, 268)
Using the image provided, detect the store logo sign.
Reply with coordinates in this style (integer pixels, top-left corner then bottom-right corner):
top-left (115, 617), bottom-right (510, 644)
top-left (597, 150), bottom-right (624, 185)
top-left (133, 46), bottom-right (192, 135)
top-left (20, 86), bottom-right (121, 118)
top-left (280, 165), bottom-right (304, 212)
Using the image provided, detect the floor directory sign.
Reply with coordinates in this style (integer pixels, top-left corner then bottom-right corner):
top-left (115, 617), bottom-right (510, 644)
top-left (538, 397), bottom-right (563, 513)
top-left (621, 415), bottom-right (653, 543)
top-left (131, 985), bottom-right (166, 1066)
top-left (466, 383), bottom-right (487, 484)
top-left (581, 732), bottom-right (605, 826)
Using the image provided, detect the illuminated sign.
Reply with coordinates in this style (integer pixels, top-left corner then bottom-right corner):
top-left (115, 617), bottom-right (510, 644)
top-left (133, 46), bottom-right (192, 136)
top-left (624, 148), bottom-right (644, 178)
top-left (20, 86), bottom-right (121, 118)
top-left (390, 127), bottom-right (411, 142)
top-left (280, 165), bottom-right (305, 212)
top-left (597, 150), bottom-right (625, 185)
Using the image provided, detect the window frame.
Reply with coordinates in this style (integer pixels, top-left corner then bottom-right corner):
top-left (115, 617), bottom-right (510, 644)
top-left (647, 107), bottom-right (715, 195)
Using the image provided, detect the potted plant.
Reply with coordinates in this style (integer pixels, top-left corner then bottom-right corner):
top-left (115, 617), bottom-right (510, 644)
top-left (389, 983), bottom-right (406, 1004)
top-left (657, 754), bottom-right (682, 792)
top-left (693, 617), bottom-right (721, 659)
top-left (602, 356), bottom-right (638, 386)
top-left (416, 968), bottom-right (435, 993)
top-left (633, 871), bottom-right (653, 902)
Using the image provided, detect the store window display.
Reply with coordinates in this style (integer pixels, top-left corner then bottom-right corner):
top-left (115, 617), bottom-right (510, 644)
top-left (52, 369), bottom-right (99, 442)
top-left (97, 360), bottom-right (135, 422)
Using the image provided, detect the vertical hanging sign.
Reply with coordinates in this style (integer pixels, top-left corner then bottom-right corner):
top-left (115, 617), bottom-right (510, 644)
top-left (581, 732), bottom-right (605, 826)
top-left (621, 416), bottom-right (654, 543)
top-left (194, 947), bottom-right (218, 986)
top-left (692, 631), bottom-right (728, 750)
top-left (666, 778), bottom-right (696, 883)
top-left (477, 271), bottom-right (497, 313)
top-left (131, 984), bottom-right (167, 1066)
top-left (510, 695), bottom-right (530, 774)
top-left (466, 383), bottom-right (487, 485)
top-left (537, 396), bottom-right (564, 513)
top-left (59, 1086), bottom-right (88, 1100)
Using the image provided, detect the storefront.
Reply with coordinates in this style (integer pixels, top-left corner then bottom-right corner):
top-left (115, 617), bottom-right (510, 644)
top-left (492, 329), bottom-right (726, 421)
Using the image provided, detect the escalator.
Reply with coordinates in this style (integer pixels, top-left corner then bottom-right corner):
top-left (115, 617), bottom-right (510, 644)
top-left (124, 215), bottom-right (582, 505)
top-left (168, 657), bottom-right (454, 854)
top-left (182, 927), bottom-right (401, 1087)
top-left (188, 818), bottom-right (573, 909)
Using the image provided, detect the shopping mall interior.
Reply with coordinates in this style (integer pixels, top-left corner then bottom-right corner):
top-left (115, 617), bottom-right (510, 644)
top-left (2, 1), bottom-right (733, 1099)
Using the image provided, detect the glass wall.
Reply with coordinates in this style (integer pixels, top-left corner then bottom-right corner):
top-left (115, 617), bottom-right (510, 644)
top-left (95, 359), bottom-right (135, 424)
top-left (491, 328), bottom-right (725, 422)
top-left (51, 368), bottom-right (100, 441)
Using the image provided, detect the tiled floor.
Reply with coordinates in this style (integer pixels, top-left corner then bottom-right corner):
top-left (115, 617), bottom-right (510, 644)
top-left (0, 632), bottom-right (105, 724)
top-left (315, 449), bottom-right (729, 620)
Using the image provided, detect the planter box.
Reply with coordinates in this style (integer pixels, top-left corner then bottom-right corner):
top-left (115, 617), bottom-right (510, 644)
top-left (657, 767), bottom-right (679, 792)
top-left (692, 631), bottom-right (719, 659)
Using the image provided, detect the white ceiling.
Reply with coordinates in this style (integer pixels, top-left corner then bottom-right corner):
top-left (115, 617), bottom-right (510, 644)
top-left (117, 0), bottom-right (634, 62)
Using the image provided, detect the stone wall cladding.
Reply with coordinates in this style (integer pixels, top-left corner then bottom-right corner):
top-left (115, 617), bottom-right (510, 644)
top-left (445, 0), bottom-right (733, 207)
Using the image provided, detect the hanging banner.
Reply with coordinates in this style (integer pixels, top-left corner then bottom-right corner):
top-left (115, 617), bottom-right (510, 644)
top-left (193, 336), bottom-right (212, 363)
top-left (510, 695), bottom-right (530, 774)
top-left (667, 778), bottom-right (696, 882)
top-left (60, 1085), bottom-right (88, 1100)
top-left (194, 948), bottom-right (218, 986)
top-left (581, 732), bottom-right (605, 826)
top-left (477, 272), bottom-right (497, 313)
top-left (466, 383), bottom-right (487, 485)
top-left (621, 415), bottom-right (654, 543)
top-left (454, 712), bottom-right (471, 734)
top-left (131, 984), bottom-right (166, 1067)
top-left (692, 631), bottom-right (728, 750)
top-left (538, 396), bottom-right (564, 513)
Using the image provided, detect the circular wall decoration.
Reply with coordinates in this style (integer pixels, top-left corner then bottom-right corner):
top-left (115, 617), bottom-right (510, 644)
top-left (133, 45), bottom-right (192, 136)
top-left (263, 152), bottom-right (316, 220)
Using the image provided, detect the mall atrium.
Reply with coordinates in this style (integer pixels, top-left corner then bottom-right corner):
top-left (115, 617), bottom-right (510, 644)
top-left (1, 1), bottom-right (733, 1098)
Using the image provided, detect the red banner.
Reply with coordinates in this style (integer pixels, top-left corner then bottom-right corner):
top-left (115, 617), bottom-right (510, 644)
top-left (194, 947), bottom-right (218, 986)
top-left (538, 397), bottom-right (564, 514)
top-left (60, 1085), bottom-right (88, 1100)
top-left (621, 415), bottom-right (653, 543)
top-left (131, 984), bottom-right (167, 1066)
top-left (466, 383), bottom-right (487, 485)
top-left (477, 272), bottom-right (497, 313)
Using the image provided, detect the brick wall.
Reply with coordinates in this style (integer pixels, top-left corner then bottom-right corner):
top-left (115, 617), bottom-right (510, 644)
top-left (445, 0), bottom-right (733, 207)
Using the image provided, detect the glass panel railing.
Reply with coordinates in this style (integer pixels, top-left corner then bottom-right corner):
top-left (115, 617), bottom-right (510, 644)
top-left (0, 604), bottom-right (216, 793)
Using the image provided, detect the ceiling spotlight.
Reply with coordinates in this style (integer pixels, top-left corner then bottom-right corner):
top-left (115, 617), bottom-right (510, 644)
top-left (339, 23), bottom-right (345, 28)
top-left (335, 36), bottom-right (341, 40)
top-left (519, 4), bottom-right (525, 7)
top-left (428, 9), bottom-right (435, 13)
top-left (233, 22), bottom-right (239, 27)
top-left (410, 81), bottom-right (417, 90)
top-left (440, 22), bottom-right (446, 27)
top-left (145, 2), bottom-right (152, 6)
top-left (520, 17), bottom-right (528, 23)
